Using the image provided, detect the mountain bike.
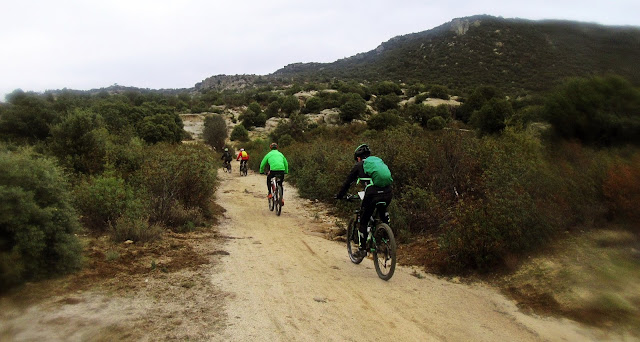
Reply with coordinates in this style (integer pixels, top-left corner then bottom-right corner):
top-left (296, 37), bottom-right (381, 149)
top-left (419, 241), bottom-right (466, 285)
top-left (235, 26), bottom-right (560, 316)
top-left (341, 193), bottom-right (396, 280)
top-left (222, 160), bottom-right (231, 173)
top-left (267, 172), bottom-right (284, 216)
top-left (239, 160), bottom-right (248, 176)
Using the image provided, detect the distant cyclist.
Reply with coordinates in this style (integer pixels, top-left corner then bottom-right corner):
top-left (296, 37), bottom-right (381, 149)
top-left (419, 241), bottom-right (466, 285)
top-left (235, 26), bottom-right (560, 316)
top-left (259, 143), bottom-right (289, 204)
top-left (335, 144), bottom-right (393, 258)
top-left (221, 147), bottom-right (232, 168)
top-left (237, 148), bottom-right (249, 170)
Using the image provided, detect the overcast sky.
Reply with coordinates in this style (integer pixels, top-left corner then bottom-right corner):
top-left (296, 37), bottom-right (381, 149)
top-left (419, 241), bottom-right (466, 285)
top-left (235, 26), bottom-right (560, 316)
top-left (1, 0), bottom-right (639, 101)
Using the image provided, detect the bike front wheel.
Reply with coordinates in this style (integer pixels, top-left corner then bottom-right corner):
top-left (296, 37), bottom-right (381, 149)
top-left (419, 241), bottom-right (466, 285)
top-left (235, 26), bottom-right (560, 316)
top-left (373, 223), bottom-right (396, 280)
top-left (346, 218), bottom-right (364, 264)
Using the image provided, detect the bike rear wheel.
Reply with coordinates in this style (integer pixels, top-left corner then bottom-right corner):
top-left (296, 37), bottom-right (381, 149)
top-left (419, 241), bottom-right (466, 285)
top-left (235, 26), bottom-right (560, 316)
top-left (346, 218), bottom-right (364, 264)
top-left (275, 183), bottom-right (283, 216)
top-left (373, 223), bottom-right (396, 280)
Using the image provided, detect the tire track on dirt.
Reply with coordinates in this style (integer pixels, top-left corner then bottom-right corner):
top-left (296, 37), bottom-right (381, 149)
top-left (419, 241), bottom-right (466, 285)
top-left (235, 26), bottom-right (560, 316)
top-left (211, 169), bottom-right (618, 342)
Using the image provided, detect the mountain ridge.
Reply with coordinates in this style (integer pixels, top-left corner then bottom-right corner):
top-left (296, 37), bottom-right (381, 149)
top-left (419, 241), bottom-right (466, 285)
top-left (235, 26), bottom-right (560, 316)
top-left (197, 15), bottom-right (640, 95)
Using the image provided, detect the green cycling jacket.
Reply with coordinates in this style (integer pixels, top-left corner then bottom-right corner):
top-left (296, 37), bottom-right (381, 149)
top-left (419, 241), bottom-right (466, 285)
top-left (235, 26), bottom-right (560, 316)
top-left (259, 150), bottom-right (289, 174)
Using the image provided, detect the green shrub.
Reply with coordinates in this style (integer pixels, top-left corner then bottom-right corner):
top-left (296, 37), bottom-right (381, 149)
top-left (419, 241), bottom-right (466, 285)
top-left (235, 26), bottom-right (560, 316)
top-left (48, 109), bottom-right (109, 174)
top-left (339, 95), bottom-right (367, 122)
top-left (105, 137), bottom-right (145, 179)
top-left (435, 104), bottom-right (452, 121)
top-left (230, 124), bottom-right (249, 141)
top-left (404, 103), bottom-right (436, 127)
top-left (303, 96), bottom-right (323, 113)
top-left (439, 129), bottom-right (560, 271)
top-left (265, 101), bottom-right (281, 118)
top-left (375, 94), bottom-right (401, 112)
top-left (281, 95), bottom-right (301, 115)
top-left (73, 172), bottom-right (145, 232)
top-left (0, 90), bottom-right (57, 143)
top-left (270, 113), bottom-right (309, 143)
top-left (406, 83), bottom-right (427, 97)
top-left (284, 139), bottom-right (352, 201)
top-left (427, 116), bottom-right (446, 130)
top-left (135, 143), bottom-right (218, 227)
top-left (429, 85), bottom-right (450, 100)
top-left (367, 110), bottom-right (403, 130)
top-left (396, 186), bottom-right (445, 233)
top-left (137, 113), bottom-right (184, 144)
top-left (456, 86), bottom-right (502, 123)
top-left (544, 75), bottom-right (640, 145)
top-left (0, 148), bottom-right (82, 291)
top-left (470, 98), bottom-right (513, 135)
top-left (414, 93), bottom-right (429, 103)
top-left (372, 81), bottom-right (403, 96)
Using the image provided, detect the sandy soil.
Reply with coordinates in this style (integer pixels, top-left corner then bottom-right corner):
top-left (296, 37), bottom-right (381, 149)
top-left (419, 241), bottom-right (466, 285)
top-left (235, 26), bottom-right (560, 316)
top-left (0, 169), bottom-right (633, 341)
top-left (211, 171), bottom-right (624, 342)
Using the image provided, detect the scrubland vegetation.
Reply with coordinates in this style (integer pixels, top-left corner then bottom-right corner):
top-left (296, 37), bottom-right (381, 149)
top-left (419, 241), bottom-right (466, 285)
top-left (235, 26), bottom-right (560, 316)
top-left (1, 73), bottom-right (639, 332)
top-left (0, 89), bottom-right (220, 291)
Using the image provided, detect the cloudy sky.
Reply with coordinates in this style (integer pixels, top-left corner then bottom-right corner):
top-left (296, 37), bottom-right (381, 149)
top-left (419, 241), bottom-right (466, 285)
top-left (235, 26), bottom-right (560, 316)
top-left (1, 0), bottom-right (639, 101)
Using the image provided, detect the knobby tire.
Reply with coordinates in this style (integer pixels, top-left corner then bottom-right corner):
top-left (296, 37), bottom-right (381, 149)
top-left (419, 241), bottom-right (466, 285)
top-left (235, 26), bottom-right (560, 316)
top-left (346, 218), bottom-right (364, 264)
top-left (268, 182), bottom-right (275, 211)
top-left (373, 223), bottom-right (396, 281)
top-left (275, 182), bottom-right (283, 216)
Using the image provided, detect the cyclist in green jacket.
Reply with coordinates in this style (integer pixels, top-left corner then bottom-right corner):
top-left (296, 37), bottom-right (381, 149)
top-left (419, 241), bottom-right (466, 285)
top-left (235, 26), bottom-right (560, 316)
top-left (259, 142), bottom-right (289, 203)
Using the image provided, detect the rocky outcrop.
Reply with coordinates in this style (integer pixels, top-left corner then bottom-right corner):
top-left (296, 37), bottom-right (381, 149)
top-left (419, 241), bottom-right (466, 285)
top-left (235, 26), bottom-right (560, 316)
top-left (450, 18), bottom-right (481, 35)
top-left (195, 74), bottom-right (262, 91)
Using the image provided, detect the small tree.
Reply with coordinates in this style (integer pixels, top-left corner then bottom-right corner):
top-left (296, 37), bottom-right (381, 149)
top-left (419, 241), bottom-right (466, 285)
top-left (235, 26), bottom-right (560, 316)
top-left (281, 95), bottom-right (300, 116)
top-left (429, 85), bottom-right (450, 100)
top-left (404, 103), bottom-right (436, 127)
top-left (457, 86), bottom-right (502, 123)
top-left (0, 90), bottom-right (57, 143)
top-left (137, 113), bottom-right (184, 144)
top-left (544, 75), bottom-right (640, 145)
top-left (0, 148), bottom-right (83, 291)
top-left (373, 81), bottom-right (403, 96)
top-left (203, 114), bottom-right (228, 150)
top-left (427, 116), bottom-right (446, 130)
top-left (470, 99), bottom-right (513, 135)
top-left (367, 110), bottom-right (403, 130)
top-left (339, 96), bottom-right (367, 122)
top-left (303, 97), bottom-right (323, 113)
top-left (48, 109), bottom-right (109, 174)
top-left (231, 124), bottom-right (249, 141)
top-left (265, 101), bottom-right (280, 118)
top-left (375, 94), bottom-right (401, 112)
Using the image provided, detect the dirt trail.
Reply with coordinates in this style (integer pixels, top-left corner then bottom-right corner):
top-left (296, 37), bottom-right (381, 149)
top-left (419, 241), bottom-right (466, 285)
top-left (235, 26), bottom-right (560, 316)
top-left (212, 170), bottom-right (618, 342)
top-left (0, 168), bottom-right (630, 341)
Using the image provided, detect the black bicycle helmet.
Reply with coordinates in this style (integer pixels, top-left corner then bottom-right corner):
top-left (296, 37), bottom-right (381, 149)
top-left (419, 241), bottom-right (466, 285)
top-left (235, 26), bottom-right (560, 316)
top-left (270, 142), bottom-right (278, 150)
top-left (353, 143), bottom-right (370, 161)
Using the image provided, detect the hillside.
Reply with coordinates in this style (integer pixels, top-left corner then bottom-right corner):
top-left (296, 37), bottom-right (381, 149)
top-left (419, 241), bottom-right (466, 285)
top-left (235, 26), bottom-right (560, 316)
top-left (197, 15), bottom-right (640, 95)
